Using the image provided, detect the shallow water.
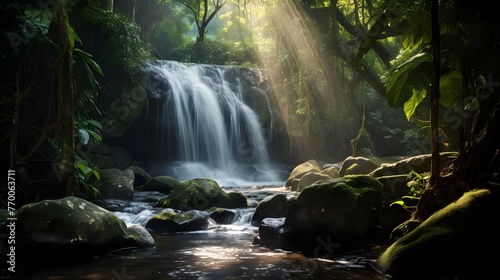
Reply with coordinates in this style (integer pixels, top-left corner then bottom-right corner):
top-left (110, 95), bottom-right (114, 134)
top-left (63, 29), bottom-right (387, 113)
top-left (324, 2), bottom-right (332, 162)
top-left (14, 186), bottom-right (390, 280)
top-left (17, 232), bottom-right (388, 280)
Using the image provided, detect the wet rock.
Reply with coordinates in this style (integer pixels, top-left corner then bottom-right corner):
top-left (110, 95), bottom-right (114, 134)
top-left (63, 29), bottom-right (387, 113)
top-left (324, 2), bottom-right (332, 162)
top-left (258, 218), bottom-right (285, 249)
top-left (251, 194), bottom-right (290, 226)
top-left (209, 208), bottom-right (240, 224)
top-left (15, 196), bottom-right (155, 259)
top-left (146, 210), bottom-right (210, 233)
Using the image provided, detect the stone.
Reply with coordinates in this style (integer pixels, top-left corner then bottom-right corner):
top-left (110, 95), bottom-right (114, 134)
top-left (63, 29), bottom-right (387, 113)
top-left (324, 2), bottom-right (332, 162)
top-left (375, 188), bottom-right (500, 279)
top-left (97, 168), bottom-right (135, 200)
top-left (282, 175), bottom-right (384, 253)
top-left (157, 178), bottom-right (247, 210)
top-left (145, 210), bottom-right (210, 233)
top-left (339, 156), bottom-right (379, 177)
top-left (15, 196), bottom-right (155, 259)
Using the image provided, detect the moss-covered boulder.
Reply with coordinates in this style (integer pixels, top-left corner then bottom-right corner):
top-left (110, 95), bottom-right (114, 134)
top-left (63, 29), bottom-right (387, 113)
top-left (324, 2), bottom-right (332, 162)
top-left (15, 196), bottom-right (155, 259)
top-left (157, 178), bottom-right (247, 210)
top-left (281, 175), bottom-right (384, 253)
top-left (375, 188), bottom-right (500, 279)
top-left (145, 210), bottom-right (210, 233)
top-left (137, 175), bottom-right (182, 194)
top-left (97, 168), bottom-right (135, 200)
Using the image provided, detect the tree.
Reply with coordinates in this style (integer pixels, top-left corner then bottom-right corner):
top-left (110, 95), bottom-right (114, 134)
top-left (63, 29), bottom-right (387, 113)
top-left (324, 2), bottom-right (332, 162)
top-left (177, 0), bottom-right (227, 42)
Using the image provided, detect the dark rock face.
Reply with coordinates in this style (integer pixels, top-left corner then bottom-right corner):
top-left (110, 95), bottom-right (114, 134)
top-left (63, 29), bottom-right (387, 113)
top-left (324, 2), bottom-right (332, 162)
top-left (251, 194), bottom-right (290, 226)
top-left (281, 175), bottom-right (384, 253)
top-left (15, 196), bottom-right (155, 260)
top-left (97, 168), bottom-right (135, 200)
top-left (258, 218), bottom-right (286, 249)
top-left (375, 188), bottom-right (500, 279)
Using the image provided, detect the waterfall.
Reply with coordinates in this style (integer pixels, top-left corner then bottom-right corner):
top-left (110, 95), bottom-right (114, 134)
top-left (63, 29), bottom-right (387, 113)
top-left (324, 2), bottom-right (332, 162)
top-left (144, 61), bottom-right (285, 186)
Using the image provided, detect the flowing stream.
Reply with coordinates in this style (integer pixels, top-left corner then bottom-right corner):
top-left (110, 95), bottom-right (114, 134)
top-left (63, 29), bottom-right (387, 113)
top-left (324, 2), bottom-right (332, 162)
top-left (17, 188), bottom-right (389, 280)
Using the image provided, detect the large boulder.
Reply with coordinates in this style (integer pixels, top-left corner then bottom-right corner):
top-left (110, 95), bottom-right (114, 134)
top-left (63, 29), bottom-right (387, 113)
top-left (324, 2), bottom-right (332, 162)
top-left (375, 188), bottom-right (500, 279)
top-left (97, 168), bottom-right (135, 200)
top-left (15, 196), bottom-right (155, 259)
top-left (157, 178), bottom-right (247, 210)
top-left (281, 175), bottom-right (384, 253)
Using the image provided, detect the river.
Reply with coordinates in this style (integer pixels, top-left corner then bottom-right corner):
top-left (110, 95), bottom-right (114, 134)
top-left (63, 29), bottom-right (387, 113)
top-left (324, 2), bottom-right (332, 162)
top-left (15, 186), bottom-right (390, 280)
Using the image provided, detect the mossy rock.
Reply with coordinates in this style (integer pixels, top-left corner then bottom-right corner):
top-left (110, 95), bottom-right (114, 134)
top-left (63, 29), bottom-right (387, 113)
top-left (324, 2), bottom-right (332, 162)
top-left (145, 210), bottom-right (209, 233)
top-left (282, 175), bottom-right (384, 253)
top-left (375, 188), bottom-right (500, 279)
top-left (157, 178), bottom-right (248, 210)
top-left (138, 176), bottom-right (182, 194)
top-left (15, 196), bottom-right (155, 259)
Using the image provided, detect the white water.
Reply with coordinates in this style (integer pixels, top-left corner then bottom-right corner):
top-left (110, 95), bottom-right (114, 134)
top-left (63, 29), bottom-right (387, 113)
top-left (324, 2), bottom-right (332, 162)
top-left (145, 61), bottom-right (286, 186)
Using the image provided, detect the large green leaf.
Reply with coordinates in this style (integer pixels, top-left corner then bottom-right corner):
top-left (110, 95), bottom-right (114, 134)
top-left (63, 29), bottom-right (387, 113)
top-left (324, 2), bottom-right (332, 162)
top-left (403, 88), bottom-right (427, 120)
top-left (386, 52), bottom-right (432, 108)
top-left (439, 69), bottom-right (463, 109)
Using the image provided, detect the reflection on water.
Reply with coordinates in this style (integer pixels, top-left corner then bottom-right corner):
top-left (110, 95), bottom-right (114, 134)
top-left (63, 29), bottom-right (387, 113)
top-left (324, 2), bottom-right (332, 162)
top-left (17, 232), bottom-right (388, 280)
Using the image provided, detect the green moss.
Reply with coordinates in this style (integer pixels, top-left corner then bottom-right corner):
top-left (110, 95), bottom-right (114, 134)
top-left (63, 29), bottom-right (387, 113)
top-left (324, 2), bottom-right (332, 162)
top-left (153, 211), bottom-right (195, 223)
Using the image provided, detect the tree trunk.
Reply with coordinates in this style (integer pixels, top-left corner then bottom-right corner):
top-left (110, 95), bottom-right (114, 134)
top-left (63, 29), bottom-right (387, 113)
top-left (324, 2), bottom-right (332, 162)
top-left (429, 0), bottom-right (441, 185)
top-left (56, 1), bottom-right (78, 195)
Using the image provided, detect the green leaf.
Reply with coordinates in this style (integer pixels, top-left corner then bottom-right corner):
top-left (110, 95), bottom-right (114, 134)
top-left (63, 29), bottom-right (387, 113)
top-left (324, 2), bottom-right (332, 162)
top-left (74, 48), bottom-right (104, 76)
top-left (439, 69), bottom-right (463, 109)
top-left (87, 130), bottom-right (102, 141)
top-left (403, 88), bottom-right (427, 120)
top-left (77, 128), bottom-right (90, 145)
top-left (68, 25), bottom-right (82, 48)
top-left (386, 52), bottom-right (432, 108)
top-left (24, 8), bottom-right (53, 35)
top-left (86, 119), bottom-right (103, 130)
top-left (76, 163), bottom-right (90, 173)
top-left (91, 170), bottom-right (100, 181)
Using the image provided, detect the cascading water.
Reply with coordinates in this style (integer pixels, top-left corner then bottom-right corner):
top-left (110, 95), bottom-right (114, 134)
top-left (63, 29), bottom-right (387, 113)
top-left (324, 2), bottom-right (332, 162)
top-left (144, 60), bottom-right (285, 186)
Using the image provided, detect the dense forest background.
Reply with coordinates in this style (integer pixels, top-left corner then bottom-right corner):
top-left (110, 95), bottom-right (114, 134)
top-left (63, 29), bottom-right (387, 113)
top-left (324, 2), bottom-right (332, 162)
top-left (1, 0), bottom-right (499, 222)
